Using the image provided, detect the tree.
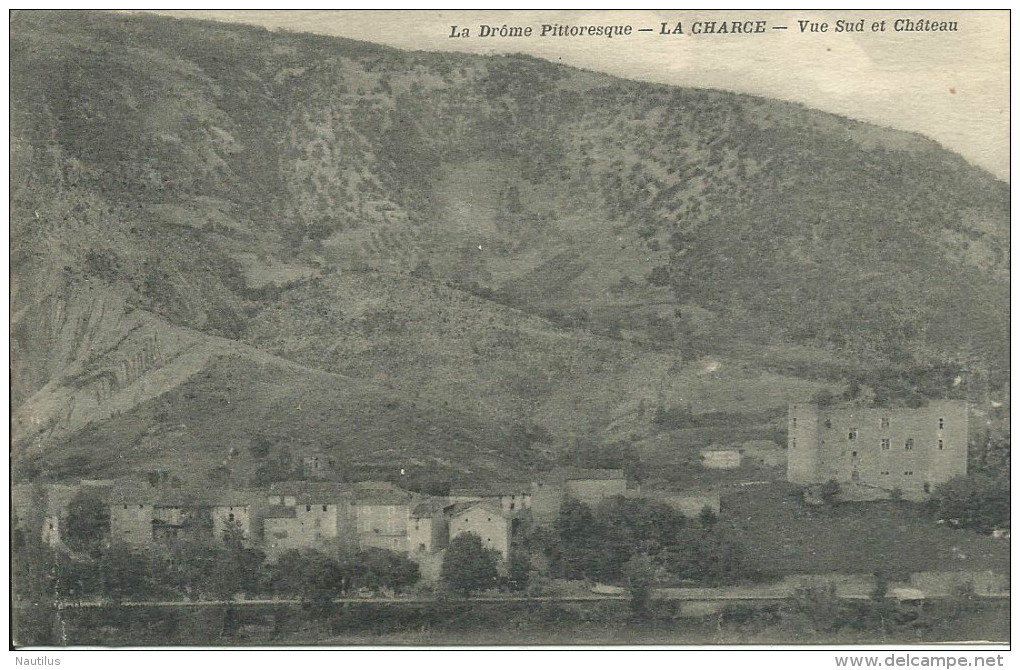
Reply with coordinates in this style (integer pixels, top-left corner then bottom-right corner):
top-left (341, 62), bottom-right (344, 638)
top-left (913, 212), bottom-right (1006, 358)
top-left (647, 265), bottom-right (671, 287)
top-left (811, 389), bottom-right (838, 408)
top-left (348, 548), bottom-right (419, 592)
top-left (249, 433), bottom-right (273, 459)
top-left (933, 474), bottom-right (1010, 533)
top-left (698, 506), bottom-right (719, 530)
top-left (623, 553), bottom-right (656, 617)
top-left (440, 533), bottom-right (498, 597)
top-left (552, 497), bottom-right (604, 579)
top-left (64, 491), bottom-right (110, 554)
top-left (794, 583), bottom-right (843, 632)
top-left (216, 520), bottom-right (265, 598)
top-left (100, 545), bottom-right (156, 602)
top-left (507, 549), bottom-right (531, 592)
top-left (820, 478), bottom-right (841, 505)
top-left (266, 549), bottom-right (347, 615)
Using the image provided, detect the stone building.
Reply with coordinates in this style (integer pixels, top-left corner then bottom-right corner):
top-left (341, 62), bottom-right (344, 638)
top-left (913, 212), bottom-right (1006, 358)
top-left (109, 483), bottom-right (260, 548)
top-left (446, 500), bottom-right (513, 558)
top-left (300, 452), bottom-right (342, 481)
top-left (787, 400), bottom-right (968, 494)
top-left (108, 482), bottom-right (158, 547)
top-left (353, 481), bottom-right (414, 554)
top-left (262, 481), bottom-right (357, 559)
top-left (408, 500), bottom-right (448, 555)
top-left (531, 468), bottom-right (628, 524)
top-left (699, 447), bottom-right (743, 470)
top-left (447, 488), bottom-right (531, 517)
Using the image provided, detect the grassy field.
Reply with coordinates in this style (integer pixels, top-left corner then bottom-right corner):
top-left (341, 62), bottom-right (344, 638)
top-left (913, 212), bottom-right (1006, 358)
top-left (723, 484), bottom-right (1010, 577)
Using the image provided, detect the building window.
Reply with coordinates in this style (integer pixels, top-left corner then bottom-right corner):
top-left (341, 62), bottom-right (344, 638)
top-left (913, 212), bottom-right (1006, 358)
top-left (881, 439), bottom-right (890, 450)
top-left (123, 504), bottom-right (128, 509)
top-left (228, 513), bottom-right (235, 522)
top-left (322, 505), bottom-right (327, 512)
top-left (792, 417), bottom-right (797, 428)
top-left (306, 505), bottom-right (311, 512)
top-left (905, 439), bottom-right (914, 450)
top-left (938, 440), bottom-right (944, 450)
top-left (904, 471), bottom-right (913, 476)
top-left (791, 438), bottom-right (797, 449)
top-left (852, 451), bottom-right (858, 458)
top-left (848, 431), bottom-right (857, 441)
top-left (924, 483), bottom-right (931, 493)
top-left (510, 502), bottom-right (515, 510)
top-left (824, 419), bottom-right (832, 429)
top-left (939, 418), bottom-right (945, 430)
top-left (881, 417), bottom-right (890, 428)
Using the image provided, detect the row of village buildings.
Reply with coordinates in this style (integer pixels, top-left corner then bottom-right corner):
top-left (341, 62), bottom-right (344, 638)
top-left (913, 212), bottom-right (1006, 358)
top-left (13, 465), bottom-right (721, 571)
top-left (14, 401), bottom-right (968, 571)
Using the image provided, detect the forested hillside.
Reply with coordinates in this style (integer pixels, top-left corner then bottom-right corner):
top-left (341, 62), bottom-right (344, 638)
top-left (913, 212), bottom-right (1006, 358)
top-left (10, 11), bottom-right (1009, 485)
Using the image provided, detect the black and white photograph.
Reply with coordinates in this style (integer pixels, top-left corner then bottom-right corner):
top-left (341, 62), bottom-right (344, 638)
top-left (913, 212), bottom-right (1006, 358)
top-left (8, 9), bottom-right (1010, 651)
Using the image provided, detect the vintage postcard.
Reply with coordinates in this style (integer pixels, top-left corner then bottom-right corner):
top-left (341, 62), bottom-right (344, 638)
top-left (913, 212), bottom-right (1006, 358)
top-left (9, 9), bottom-right (1009, 651)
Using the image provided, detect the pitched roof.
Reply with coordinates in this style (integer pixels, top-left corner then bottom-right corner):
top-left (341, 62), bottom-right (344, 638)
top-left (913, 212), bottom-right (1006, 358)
top-left (268, 481), bottom-right (354, 503)
top-left (700, 446), bottom-right (742, 454)
top-left (355, 489), bottom-right (413, 506)
top-left (108, 480), bottom-right (156, 505)
top-left (544, 467), bottom-right (626, 483)
top-left (108, 482), bottom-right (259, 507)
top-left (444, 499), bottom-right (504, 518)
top-left (411, 500), bottom-right (446, 517)
top-left (351, 480), bottom-right (413, 505)
top-left (449, 487), bottom-right (529, 498)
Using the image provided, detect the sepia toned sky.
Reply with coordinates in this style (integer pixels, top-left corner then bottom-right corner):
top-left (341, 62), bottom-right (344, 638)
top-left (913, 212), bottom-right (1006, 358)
top-left (149, 10), bottom-right (1009, 181)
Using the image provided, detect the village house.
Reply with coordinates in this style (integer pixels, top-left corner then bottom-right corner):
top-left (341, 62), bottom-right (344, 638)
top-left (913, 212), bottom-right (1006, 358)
top-left (109, 482), bottom-right (158, 548)
top-left (353, 481), bottom-right (414, 554)
top-left (408, 500), bottom-right (449, 555)
top-left (447, 487), bottom-right (532, 517)
top-left (11, 484), bottom-right (38, 542)
top-left (40, 484), bottom-right (80, 547)
top-left (11, 483), bottom-right (74, 548)
top-left (109, 483), bottom-right (260, 549)
top-left (262, 481), bottom-right (357, 560)
top-left (531, 468), bottom-right (628, 524)
top-left (787, 400), bottom-right (968, 494)
top-left (10, 479), bottom-right (118, 548)
top-left (211, 491), bottom-right (257, 542)
top-left (300, 452), bottom-right (342, 481)
top-left (446, 500), bottom-right (513, 559)
top-left (699, 447), bottom-right (743, 470)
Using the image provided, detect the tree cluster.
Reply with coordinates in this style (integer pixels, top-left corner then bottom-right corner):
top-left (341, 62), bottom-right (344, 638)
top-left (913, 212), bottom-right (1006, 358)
top-left (535, 496), bottom-right (765, 587)
top-left (932, 474), bottom-right (1010, 533)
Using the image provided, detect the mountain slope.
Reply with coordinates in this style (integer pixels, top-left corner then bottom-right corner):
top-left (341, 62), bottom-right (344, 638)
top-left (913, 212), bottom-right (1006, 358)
top-left (10, 11), bottom-right (1009, 484)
